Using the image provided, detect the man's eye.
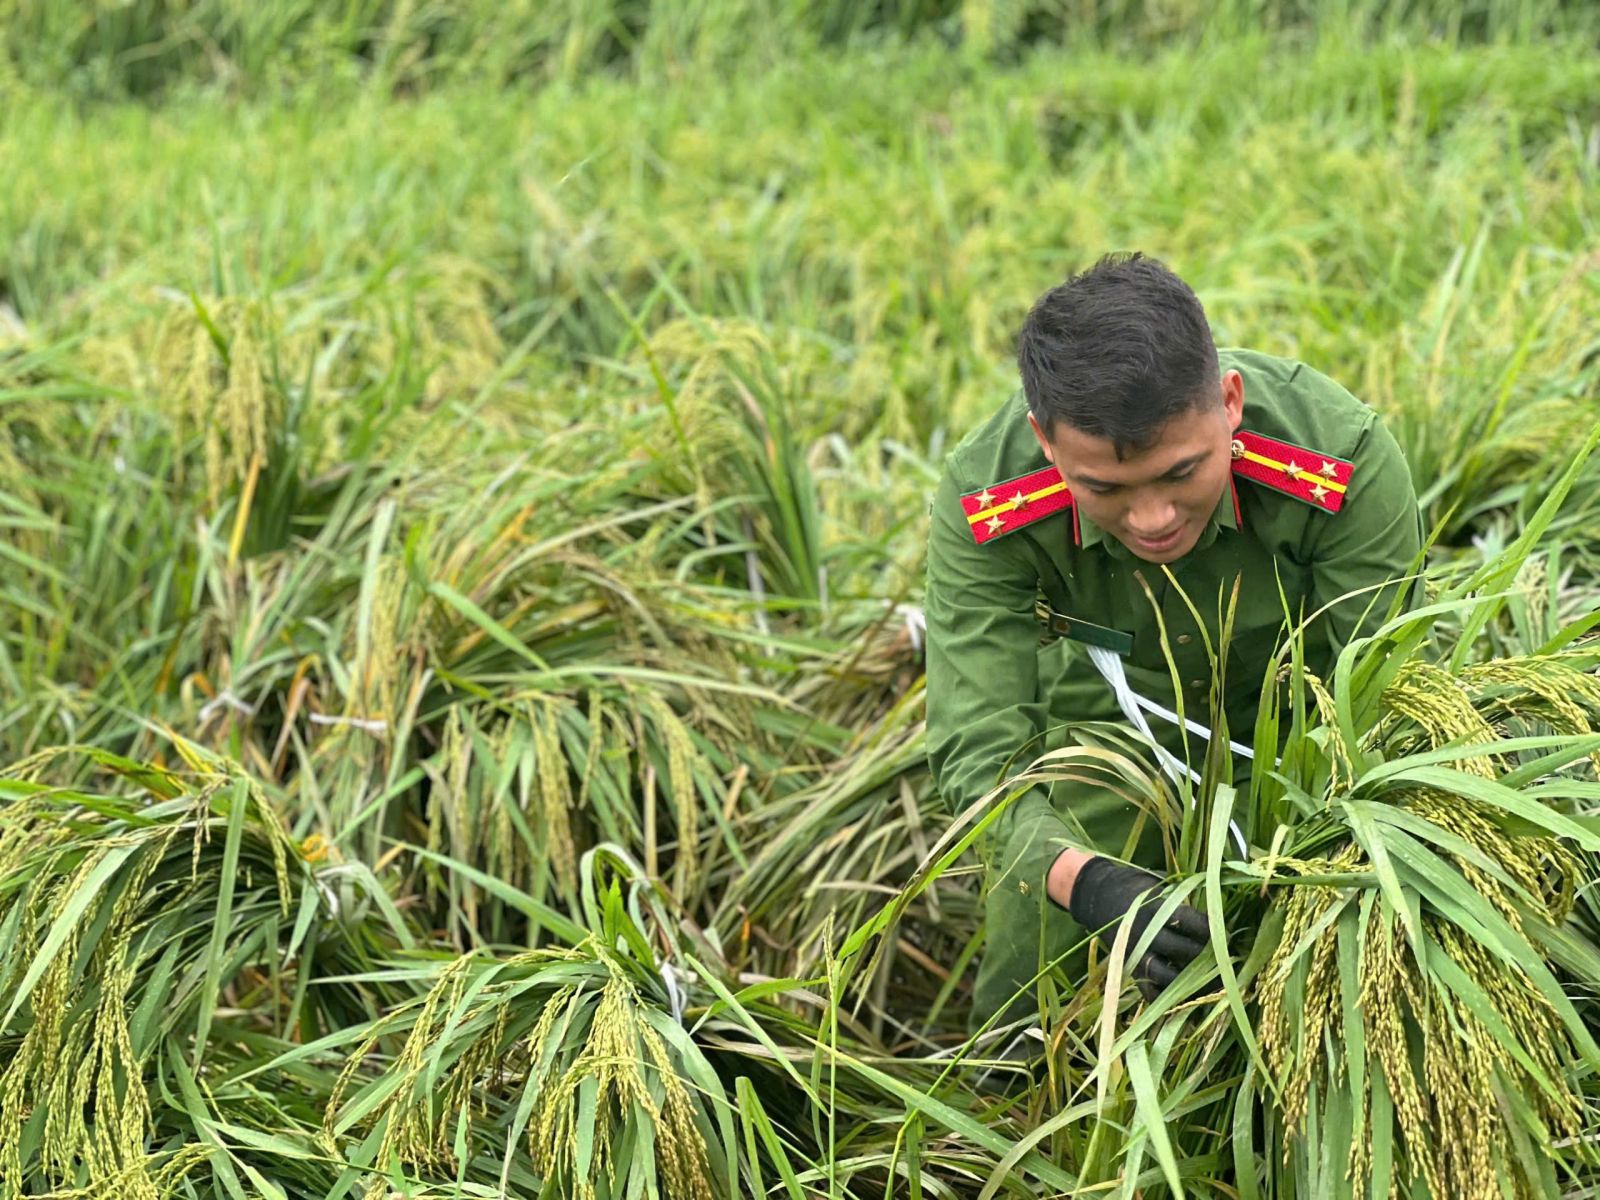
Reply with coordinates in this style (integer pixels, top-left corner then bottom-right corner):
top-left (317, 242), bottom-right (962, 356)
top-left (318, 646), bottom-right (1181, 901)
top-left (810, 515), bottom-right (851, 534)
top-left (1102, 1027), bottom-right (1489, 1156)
top-left (1166, 469), bottom-right (1195, 483)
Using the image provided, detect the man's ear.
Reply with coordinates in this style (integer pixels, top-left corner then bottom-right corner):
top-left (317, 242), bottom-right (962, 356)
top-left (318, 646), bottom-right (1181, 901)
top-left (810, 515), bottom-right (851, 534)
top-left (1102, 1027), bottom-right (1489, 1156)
top-left (1027, 412), bottom-right (1055, 464)
top-left (1221, 370), bottom-right (1245, 433)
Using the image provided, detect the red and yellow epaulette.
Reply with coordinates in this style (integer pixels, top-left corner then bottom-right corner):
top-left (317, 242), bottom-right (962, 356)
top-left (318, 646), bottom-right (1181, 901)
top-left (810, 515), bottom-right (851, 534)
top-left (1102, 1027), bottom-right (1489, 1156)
top-left (1229, 430), bottom-right (1352, 513)
top-left (959, 429), bottom-right (1353, 545)
top-left (959, 464), bottom-right (1078, 545)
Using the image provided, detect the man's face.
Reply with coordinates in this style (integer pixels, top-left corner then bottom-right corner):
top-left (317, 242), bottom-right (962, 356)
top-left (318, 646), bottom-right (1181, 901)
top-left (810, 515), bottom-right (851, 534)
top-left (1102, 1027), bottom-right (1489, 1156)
top-left (1030, 371), bottom-right (1245, 564)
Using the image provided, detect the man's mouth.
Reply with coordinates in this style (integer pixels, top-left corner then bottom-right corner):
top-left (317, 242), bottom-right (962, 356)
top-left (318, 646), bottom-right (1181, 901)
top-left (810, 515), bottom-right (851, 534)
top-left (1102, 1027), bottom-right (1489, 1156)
top-left (1133, 525), bottom-right (1186, 554)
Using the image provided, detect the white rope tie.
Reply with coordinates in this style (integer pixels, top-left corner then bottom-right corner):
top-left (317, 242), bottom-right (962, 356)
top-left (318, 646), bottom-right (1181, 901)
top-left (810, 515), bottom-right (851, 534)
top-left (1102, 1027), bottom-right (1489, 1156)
top-left (661, 961), bottom-right (687, 1025)
top-left (1085, 645), bottom-right (1248, 853)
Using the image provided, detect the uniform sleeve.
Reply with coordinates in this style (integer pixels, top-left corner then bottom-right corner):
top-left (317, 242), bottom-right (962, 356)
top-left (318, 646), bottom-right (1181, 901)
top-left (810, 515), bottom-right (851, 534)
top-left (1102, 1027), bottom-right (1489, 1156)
top-left (924, 468), bottom-right (1078, 896)
top-left (1307, 411), bottom-right (1425, 656)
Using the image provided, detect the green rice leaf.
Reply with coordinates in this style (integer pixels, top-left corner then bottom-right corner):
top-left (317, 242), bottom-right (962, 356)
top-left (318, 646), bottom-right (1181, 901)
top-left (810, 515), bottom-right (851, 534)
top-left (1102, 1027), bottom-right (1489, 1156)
top-left (1, 843), bottom-right (135, 1028)
top-left (195, 776), bottom-right (251, 1064)
top-left (1125, 1040), bottom-right (1185, 1198)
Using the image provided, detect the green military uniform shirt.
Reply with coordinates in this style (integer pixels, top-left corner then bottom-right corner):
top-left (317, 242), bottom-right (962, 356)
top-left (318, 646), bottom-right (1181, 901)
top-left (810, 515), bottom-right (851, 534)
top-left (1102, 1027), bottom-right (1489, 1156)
top-left (925, 348), bottom-right (1423, 1023)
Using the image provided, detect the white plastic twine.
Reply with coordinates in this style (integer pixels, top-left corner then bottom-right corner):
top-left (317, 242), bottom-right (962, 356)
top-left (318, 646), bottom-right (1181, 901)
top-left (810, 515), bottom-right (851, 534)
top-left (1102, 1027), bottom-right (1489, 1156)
top-left (1084, 645), bottom-right (1249, 854)
top-left (661, 961), bottom-right (687, 1025)
top-left (896, 603), bottom-right (926, 652)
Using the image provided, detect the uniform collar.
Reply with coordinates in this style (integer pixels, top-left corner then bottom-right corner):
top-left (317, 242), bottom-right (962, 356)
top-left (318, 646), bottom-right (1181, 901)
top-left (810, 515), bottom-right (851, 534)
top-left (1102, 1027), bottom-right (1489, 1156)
top-left (1075, 478), bottom-right (1242, 562)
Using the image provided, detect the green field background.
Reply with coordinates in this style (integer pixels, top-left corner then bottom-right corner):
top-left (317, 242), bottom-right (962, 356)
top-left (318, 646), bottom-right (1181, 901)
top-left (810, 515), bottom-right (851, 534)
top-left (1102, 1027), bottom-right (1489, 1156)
top-left (3, 3), bottom-right (1600, 1197)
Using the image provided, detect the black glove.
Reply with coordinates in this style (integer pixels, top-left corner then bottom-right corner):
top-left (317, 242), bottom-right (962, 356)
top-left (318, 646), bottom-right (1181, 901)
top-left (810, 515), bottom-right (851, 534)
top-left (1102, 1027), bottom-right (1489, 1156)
top-left (1063, 857), bottom-right (1209, 995)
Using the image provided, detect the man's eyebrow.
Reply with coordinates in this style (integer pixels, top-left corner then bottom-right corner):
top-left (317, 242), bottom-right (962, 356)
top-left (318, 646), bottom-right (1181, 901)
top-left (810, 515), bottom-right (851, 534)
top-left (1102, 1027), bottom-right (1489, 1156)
top-left (1074, 453), bottom-right (1208, 490)
top-left (1159, 453), bottom-right (1208, 476)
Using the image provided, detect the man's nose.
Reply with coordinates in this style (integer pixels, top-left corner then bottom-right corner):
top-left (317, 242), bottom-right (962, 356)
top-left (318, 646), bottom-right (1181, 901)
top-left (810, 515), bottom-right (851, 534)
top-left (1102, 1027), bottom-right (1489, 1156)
top-left (1126, 494), bottom-right (1177, 535)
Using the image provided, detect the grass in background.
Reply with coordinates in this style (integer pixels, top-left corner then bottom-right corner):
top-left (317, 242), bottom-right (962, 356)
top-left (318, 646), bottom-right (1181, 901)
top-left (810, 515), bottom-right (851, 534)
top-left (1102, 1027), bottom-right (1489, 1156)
top-left (4, 0), bottom-right (1595, 101)
top-left (4, 4), bottom-right (1600, 1195)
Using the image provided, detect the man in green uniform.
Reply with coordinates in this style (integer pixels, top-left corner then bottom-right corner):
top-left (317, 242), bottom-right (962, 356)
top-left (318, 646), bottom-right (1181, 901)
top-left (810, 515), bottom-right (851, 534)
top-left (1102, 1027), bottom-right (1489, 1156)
top-left (926, 253), bottom-right (1423, 1028)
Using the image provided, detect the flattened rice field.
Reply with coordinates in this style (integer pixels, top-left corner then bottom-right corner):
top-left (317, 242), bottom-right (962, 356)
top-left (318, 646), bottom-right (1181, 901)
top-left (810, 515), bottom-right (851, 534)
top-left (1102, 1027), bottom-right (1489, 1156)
top-left (4, 4), bottom-right (1600, 1196)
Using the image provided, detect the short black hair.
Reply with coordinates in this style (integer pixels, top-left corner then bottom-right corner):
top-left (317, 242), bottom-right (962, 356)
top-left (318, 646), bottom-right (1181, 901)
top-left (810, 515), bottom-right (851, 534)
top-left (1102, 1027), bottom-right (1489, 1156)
top-left (1016, 253), bottom-right (1220, 457)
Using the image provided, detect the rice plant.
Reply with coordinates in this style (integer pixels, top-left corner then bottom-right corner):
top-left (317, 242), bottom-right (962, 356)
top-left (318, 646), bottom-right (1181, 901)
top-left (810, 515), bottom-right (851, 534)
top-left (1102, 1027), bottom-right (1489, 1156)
top-left (5, 5), bottom-right (1600, 1197)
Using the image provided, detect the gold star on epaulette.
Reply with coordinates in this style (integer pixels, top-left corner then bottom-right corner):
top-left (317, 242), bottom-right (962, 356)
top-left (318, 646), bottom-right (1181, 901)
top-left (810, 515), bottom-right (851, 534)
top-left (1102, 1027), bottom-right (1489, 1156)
top-left (1230, 430), bottom-right (1354, 514)
top-left (960, 465), bottom-right (1077, 544)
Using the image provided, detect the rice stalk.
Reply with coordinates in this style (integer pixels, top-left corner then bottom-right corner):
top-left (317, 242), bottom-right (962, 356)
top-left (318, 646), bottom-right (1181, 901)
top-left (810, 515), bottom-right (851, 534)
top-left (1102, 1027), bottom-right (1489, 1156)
top-left (0, 746), bottom-right (401, 1195)
top-left (1255, 645), bottom-right (1600, 1197)
top-left (529, 962), bottom-right (715, 1200)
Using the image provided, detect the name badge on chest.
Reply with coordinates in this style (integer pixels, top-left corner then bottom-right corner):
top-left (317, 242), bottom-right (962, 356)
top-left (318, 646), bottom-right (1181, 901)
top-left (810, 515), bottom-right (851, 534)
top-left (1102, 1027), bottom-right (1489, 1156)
top-left (1035, 601), bottom-right (1135, 656)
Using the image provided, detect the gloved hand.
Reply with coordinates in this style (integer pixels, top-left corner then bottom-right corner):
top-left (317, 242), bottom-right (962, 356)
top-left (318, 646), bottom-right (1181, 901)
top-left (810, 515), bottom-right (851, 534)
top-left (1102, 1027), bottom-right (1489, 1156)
top-left (1062, 857), bottom-right (1209, 995)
